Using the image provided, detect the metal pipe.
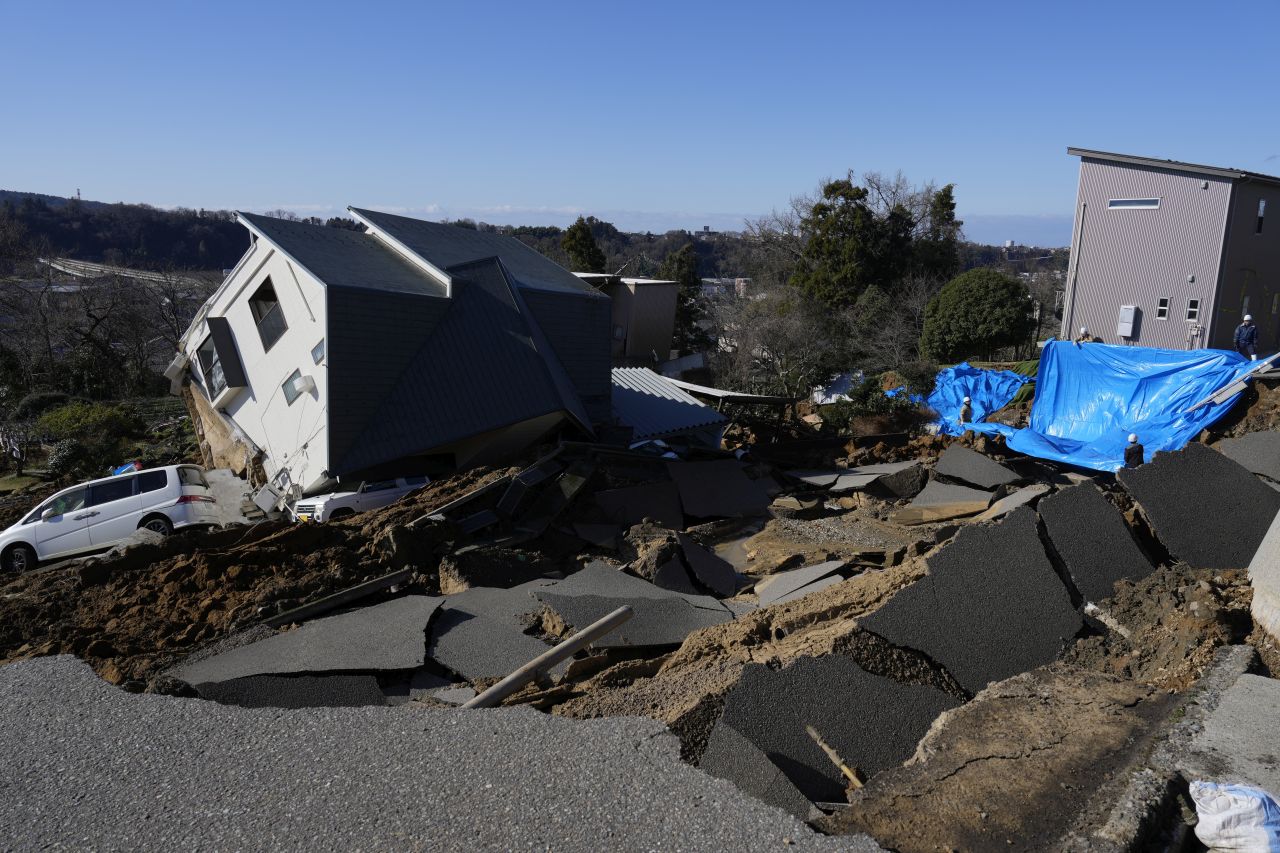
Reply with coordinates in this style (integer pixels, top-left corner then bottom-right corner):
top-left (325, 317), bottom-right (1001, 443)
top-left (461, 605), bottom-right (634, 709)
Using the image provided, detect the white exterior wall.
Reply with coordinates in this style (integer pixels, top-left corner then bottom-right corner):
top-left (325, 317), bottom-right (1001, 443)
top-left (182, 238), bottom-right (331, 494)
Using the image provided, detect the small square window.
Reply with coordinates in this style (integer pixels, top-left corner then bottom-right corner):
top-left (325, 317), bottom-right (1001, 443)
top-left (250, 278), bottom-right (288, 351)
top-left (312, 339), bottom-right (325, 364)
top-left (282, 368), bottom-right (303, 405)
top-left (1156, 298), bottom-right (1169, 320)
top-left (1243, 296), bottom-right (1251, 317)
top-left (1186, 299), bottom-right (1200, 322)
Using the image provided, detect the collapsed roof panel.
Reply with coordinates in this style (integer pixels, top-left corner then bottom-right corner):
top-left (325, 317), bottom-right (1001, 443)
top-left (611, 367), bottom-right (729, 443)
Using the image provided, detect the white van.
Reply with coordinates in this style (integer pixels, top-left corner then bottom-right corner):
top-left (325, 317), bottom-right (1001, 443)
top-left (0, 464), bottom-right (219, 573)
top-left (291, 476), bottom-right (428, 522)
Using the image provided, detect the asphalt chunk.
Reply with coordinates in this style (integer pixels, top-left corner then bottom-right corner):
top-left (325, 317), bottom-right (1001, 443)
top-left (1118, 442), bottom-right (1280, 570)
top-left (934, 445), bottom-right (1020, 490)
top-left (1038, 484), bottom-right (1154, 603)
top-left (860, 507), bottom-right (1081, 695)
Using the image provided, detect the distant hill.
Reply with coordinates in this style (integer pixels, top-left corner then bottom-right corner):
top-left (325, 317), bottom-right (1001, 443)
top-left (0, 189), bottom-right (110, 212)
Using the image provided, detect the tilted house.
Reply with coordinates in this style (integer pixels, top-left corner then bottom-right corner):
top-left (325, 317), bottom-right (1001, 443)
top-left (1062, 148), bottom-right (1280, 350)
top-left (171, 209), bottom-right (610, 501)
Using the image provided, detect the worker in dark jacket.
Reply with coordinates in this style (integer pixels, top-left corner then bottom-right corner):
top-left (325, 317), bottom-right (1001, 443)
top-left (1234, 314), bottom-right (1259, 360)
top-left (1124, 433), bottom-right (1144, 469)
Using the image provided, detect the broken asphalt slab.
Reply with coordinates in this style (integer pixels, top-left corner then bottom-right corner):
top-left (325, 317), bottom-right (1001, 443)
top-left (972, 483), bottom-right (1051, 522)
top-left (755, 560), bottom-right (847, 607)
top-left (594, 480), bottom-right (683, 529)
top-left (890, 480), bottom-right (992, 525)
top-left (1038, 484), bottom-right (1155, 603)
top-left (677, 532), bottom-right (740, 597)
top-left (698, 718), bottom-right (817, 821)
top-left (172, 596), bottom-right (444, 686)
top-left (0, 657), bottom-right (873, 852)
top-left (195, 674), bottom-right (388, 709)
top-left (427, 609), bottom-right (557, 682)
top-left (667, 459), bottom-right (771, 518)
top-left (860, 507), bottom-right (1082, 695)
top-left (715, 655), bottom-right (961, 804)
top-left (1118, 442), bottom-right (1280, 570)
top-left (536, 592), bottom-right (732, 648)
top-left (934, 445), bottom-right (1020, 490)
top-left (1216, 430), bottom-right (1280, 483)
top-left (546, 560), bottom-right (730, 614)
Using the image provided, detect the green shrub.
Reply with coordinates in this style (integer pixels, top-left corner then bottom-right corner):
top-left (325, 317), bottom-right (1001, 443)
top-left (37, 402), bottom-right (143, 443)
top-left (920, 269), bottom-right (1035, 362)
top-left (12, 391), bottom-right (69, 422)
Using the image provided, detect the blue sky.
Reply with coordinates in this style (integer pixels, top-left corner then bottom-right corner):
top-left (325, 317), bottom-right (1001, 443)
top-left (3, 0), bottom-right (1277, 247)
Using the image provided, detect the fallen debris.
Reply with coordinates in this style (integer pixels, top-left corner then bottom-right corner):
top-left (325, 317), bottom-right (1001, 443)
top-left (755, 561), bottom-right (848, 607)
top-left (972, 482), bottom-right (1051, 522)
top-left (890, 479), bottom-right (992, 525)
top-left (667, 459), bottom-right (771, 519)
top-left (1216, 429), bottom-right (1280, 482)
top-left (933, 445), bottom-right (1021, 490)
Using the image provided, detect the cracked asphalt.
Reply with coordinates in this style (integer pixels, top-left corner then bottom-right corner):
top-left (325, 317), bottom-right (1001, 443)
top-left (0, 657), bottom-right (880, 852)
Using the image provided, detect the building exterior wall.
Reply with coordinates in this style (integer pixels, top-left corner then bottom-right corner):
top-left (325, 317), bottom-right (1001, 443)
top-left (182, 241), bottom-right (331, 494)
top-left (1062, 159), bottom-right (1231, 349)
top-left (1211, 181), bottom-right (1280, 352)
top-left (521, 288), bottom-right (612, 422)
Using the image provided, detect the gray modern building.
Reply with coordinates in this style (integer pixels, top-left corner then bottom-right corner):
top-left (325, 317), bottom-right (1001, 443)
top-left (1062, 148), bottom-right (1280, 351)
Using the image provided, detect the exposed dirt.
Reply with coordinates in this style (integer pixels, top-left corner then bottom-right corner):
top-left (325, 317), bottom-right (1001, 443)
top-left (821, 664), bottom-right (1174, 852)
top-left (550, 558), bottom-right (944, 761)
top-left (1063, 563), bottom-right (1254, 691)
top-left (1212, 378), bottom-right (1280, 438)
top-left (0, 467), bottom-right (513, 685)
top-left (737, 510), bottom-right (927, 575)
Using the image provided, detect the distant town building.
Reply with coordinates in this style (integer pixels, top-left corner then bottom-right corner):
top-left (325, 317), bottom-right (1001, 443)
top-left (700, 277), bottom-right (751, 299)
top-left (1062, 147), bottom-right (1280, 350)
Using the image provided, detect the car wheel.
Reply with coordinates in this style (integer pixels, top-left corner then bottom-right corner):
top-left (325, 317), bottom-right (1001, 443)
top-left (328, 508), bottom-right (355, 521)
top-left (140, 516), bottom-right (174, 536)
top-left (3, 543), bottom-right (37, 574)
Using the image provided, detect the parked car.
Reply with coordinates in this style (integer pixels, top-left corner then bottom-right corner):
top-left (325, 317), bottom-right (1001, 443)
top-left (0, 464), bottom-right (219, 573)
top-left (291, 476), bottom-right (429, 522)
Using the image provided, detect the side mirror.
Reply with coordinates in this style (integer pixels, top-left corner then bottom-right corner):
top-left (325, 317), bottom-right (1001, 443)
top-left (41, 508), bottom-right (56, 521)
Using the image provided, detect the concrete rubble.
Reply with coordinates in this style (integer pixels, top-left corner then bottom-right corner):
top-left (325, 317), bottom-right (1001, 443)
top-left (3, 419), bottom-right (1280, 850)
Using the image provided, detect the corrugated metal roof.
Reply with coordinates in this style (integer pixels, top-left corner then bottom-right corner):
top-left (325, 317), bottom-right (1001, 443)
top-left (611, 367), bottom-right (728, 441)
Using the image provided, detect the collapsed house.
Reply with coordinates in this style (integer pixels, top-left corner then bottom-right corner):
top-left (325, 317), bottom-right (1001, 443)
top-left (166, 209), bottom-right (611, 505)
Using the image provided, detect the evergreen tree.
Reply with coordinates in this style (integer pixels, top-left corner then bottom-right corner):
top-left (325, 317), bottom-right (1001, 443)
top-left (561, 216), bottom-right (607, 273)
top-left (659, 243), bottom-right (711, 354)
top-left (920, 268), bottom-right (1034, 362)
top-left (912, 184), bottom-right (962, 280)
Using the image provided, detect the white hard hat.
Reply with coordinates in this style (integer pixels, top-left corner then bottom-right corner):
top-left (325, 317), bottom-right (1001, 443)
top-left (1080, 326), bottom-right (1088, 334)
top-left (962, 396), bottom-right (971, 403)
top-left (1128, 433), bottom-right (1138, 444)
top-left (1245, 314), bottom-right (1253, 321)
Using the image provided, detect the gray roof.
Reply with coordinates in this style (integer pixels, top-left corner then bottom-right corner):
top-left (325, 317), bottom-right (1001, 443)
top-left (350, 207), bottom-right (606, 297)
top-left (1068, 147), bottom-right (1280, 187)
top-left (238, 212), bottom-right (447, 297)
top-left (611, 368), bottom-right (728, 441)
top-left (327, 256), bottom-right (590, 475)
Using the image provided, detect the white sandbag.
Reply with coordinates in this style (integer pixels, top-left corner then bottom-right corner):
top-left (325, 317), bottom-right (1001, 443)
top-left (1190, 780), bottom-right (1280, 851)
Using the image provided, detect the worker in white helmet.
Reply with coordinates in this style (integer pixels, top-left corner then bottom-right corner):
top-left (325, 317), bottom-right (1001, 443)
top-left (1074, 325), bottom-right (1100, 345)
top-left (958, 395), bottom-right (973, 426)
top-left (1234, 314), bottom-right (1258, 360)
top-left (1124, 433), bottom-right (1144, 469)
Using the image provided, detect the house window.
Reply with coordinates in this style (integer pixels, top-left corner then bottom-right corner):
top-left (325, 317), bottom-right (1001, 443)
top-left (311, 339), bottom-right (325, 364)
top-left (282, 368), bottom-right (303, 405)
top-left (1259, 199), bottom-right (1267, 234)
top-left (196, 335), bottom-right (226, 398)
top-left (1156, 298), bottom-right (1169, 320)
top-left (1186, 299), bottom-right (1200, 322)
top-left (249, 278), bottom-right (287, 351)
top-left (1108, 198), bottom-right (1161, 210)
top-left (1243, 296), bottom-right (1251, 317)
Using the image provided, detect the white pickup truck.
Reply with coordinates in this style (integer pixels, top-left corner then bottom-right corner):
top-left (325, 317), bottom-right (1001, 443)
top-left (290, 476), bottom-right (429, 522)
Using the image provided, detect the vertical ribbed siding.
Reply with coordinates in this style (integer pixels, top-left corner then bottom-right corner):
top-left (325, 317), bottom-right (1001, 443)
top-left (1065, 158), bottom-right (1230, 349)
top-left (1213, 182), bottom-right (1280, 351)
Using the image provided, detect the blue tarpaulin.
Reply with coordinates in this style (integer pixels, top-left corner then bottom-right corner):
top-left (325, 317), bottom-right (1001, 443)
top-left (966, 340), bottom-right (1261, 472)
top-left (928, 362), bottom-right (1032, 436)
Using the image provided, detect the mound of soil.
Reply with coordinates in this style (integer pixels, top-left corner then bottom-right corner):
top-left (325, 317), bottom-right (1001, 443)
top-left (1064, 563), bottom-right (1254, 691)
top-left (0, 467), bottom-right (512, 685)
